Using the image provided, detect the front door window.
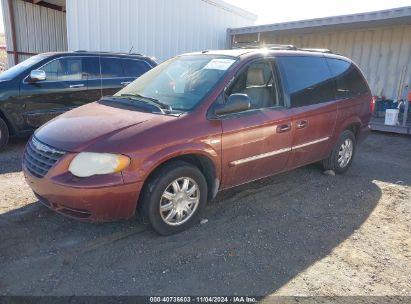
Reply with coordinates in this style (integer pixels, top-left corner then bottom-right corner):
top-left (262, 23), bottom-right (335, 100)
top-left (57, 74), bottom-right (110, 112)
top-left (41, 58), bottom-right (84, 81)
top-left (226, 60), bottom-right (281, 109)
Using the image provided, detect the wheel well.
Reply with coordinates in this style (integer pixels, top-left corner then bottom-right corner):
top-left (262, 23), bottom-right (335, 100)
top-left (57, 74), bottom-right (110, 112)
top-left (346, 123), bottom-right (360, 141)
top-left (144, 154), bottom-right (219, 201)
top-left (0, 109), bottom-right (14, 136)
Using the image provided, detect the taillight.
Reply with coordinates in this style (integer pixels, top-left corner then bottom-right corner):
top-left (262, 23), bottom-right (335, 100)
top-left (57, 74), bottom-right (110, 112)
top-left (371, 96), bottom-right (377, 114)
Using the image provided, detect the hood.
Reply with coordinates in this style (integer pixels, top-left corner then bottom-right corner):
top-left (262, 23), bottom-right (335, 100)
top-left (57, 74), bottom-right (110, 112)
top-left (35, 101), bottom-right (162, 152)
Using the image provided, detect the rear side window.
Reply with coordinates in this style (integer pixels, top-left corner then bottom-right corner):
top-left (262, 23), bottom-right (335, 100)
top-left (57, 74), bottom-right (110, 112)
top-left (277, 56), bottom-right (334, 107)
top-left (326, 58), bottom-right (369, 99)
top-left (83, 57), bottom-right (100, 79)
top-left (101, 58), bottom-right (124, 78)
top-left (122, 59), bottom-right (151, 77)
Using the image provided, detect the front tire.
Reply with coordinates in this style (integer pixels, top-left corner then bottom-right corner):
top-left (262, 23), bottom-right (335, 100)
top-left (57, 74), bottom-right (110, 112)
top-left (140, 161), bottom-right (208, 235)
top-left (322, 130), bottom-right (356, 174)
top-left (0, 118), bottom-right (10, 150)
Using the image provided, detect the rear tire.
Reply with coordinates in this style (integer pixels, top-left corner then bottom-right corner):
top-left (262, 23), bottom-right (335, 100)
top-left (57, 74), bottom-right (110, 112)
top-left (322, 130), bottom-right (356, 174)
top-left (0, 118), bottom-right (9, 150)
top-left (140, 161), bottom-right (208, 235)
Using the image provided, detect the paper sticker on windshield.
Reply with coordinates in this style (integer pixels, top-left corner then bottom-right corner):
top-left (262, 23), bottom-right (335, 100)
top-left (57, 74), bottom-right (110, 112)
top-left (204, 59), bottom-right (235, 71)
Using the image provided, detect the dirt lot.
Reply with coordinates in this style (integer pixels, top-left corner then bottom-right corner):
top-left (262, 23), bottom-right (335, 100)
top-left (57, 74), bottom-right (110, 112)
top-left (0, 132), bottom-right (410, 297)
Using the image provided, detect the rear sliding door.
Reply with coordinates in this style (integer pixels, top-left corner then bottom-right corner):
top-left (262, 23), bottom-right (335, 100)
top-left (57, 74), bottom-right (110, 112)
top-left (277, 56), bottom-right (338, 169)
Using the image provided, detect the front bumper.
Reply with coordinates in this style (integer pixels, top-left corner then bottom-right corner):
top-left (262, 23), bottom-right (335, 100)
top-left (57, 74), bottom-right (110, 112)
top-left (23, 162), bottom-right (143, 222)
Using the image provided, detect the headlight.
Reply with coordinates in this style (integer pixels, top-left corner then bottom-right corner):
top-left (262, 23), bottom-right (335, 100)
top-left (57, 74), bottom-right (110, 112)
top-left (69, 152), bottom-right (130, 178)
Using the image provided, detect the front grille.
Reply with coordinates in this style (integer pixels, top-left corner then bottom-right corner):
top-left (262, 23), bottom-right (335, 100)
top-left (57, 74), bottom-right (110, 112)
top-left (24, 137), bottom-right (66, 178)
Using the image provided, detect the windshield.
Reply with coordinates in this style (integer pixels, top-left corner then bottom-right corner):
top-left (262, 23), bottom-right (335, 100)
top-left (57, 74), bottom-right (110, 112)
top-left (115, 55), bottom-right (237, 111)
top-left (0, 54), bottom-right (48, 81)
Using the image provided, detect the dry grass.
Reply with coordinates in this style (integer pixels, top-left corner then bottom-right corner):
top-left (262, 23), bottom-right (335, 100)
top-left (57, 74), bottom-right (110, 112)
top-left (0, 32), bottom-right (6, 45)
top-left (0, 32), bottom-right (7, 71)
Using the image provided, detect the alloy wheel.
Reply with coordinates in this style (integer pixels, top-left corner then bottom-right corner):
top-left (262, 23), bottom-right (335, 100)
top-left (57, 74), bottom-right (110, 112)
top-left (159, 177), bottom-right (200, 226)
top-left (338, 138), bottom-right (353, 168)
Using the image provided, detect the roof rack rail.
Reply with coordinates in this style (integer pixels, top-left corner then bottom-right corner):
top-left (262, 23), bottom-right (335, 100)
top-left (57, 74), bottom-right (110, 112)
top-left (232, 42), bottom-right (334, 54)
top-left (74, 50), bottom-right (145, 56)
top-left (232, 42), bottom-right (297, 50)
top-left (299, 48), bottom-right (332, 53)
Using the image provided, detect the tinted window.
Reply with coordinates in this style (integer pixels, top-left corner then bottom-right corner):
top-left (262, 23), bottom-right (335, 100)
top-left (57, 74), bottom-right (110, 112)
top-left (41, 57), bottom-right (83, 81)
top-left (101, 58), bottom-right (124, 78)
top-left (84, 57), bottom-right (100, 79)
top-left (122, 59), bottom-right (151, 77)
top-left (277, 56), bottom-right (334, 107)
top-left (326, 58), bottom-right (369, 99)
top-left (227, 60), bottom-right (280, 109)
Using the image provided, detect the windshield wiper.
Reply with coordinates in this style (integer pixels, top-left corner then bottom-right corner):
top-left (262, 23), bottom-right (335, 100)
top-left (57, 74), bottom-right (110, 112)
top-left (120, 94), bottom-right (173, 112)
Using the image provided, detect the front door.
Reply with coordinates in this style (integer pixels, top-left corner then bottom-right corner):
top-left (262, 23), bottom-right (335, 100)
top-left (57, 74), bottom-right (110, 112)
top-left (19, 56), bottom-right (89, 129)
top-left (220, 59), bottom-right (293, 188)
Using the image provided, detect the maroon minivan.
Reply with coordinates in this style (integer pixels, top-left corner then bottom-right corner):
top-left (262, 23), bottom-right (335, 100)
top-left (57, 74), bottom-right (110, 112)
top-left (23, 48), bottom-right (372, 235)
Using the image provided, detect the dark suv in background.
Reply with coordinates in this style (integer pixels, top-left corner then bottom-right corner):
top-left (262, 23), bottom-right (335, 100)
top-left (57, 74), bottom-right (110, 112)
top-left (0, 51), bottom-right (157, 149)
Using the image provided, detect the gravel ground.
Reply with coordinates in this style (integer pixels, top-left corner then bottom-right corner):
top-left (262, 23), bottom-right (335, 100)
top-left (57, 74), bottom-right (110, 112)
top-left (0, 133), bottom-right (410, 297)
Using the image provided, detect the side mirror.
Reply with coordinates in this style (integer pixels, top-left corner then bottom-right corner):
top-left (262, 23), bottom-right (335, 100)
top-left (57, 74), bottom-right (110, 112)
top-left (29, 70), bottom-right (46, 82)
top-left (214, 93), bottom-right (251, 116)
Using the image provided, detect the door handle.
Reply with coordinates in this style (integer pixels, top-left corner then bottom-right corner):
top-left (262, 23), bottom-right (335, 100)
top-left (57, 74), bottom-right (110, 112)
top-left (277, 123), bottom-right (291, 133)
top-left (69, 84), bottom-right (85, 88)
top-left (121, 82), bottom-right (132, 87)
top-left (296, 120), bottom-right (308, 129)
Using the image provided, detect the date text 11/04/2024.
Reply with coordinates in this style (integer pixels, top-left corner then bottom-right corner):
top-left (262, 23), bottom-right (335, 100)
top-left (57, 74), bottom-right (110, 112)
top-left (149, 296), bottom-right (258, 303)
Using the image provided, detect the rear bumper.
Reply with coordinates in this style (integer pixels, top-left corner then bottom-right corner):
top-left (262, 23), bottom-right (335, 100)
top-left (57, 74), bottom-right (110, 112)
top-left (23, 164), bottom-right (142, 222)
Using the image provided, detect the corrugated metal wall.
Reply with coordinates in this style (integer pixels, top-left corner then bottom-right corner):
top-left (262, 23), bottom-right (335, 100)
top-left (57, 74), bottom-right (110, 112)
top-left (66, 0), bottom-right (255, 62)
top-left (1, 0), bottom-right (67, 67)
top-left (233, 25), bottom-right (411, 100)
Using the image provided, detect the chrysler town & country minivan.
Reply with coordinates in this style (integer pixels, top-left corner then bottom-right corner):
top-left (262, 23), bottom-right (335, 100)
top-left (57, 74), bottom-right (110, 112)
top-left (23, 48), bottom-right (372, 235)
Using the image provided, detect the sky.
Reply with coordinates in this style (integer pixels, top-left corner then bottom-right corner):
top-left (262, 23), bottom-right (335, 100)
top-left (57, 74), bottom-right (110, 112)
top-left (224, 0), bottom-right (411, 24)
top-left (0, 0), bottom-right (410, 32)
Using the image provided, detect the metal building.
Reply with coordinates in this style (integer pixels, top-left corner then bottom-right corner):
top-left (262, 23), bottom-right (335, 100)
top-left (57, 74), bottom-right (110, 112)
top-left (228, 6), bottom-right (411, 101)
top-left (66, 0), bottom-right (256, 62)
top-left (1, 0), bottom-right (256, 67)
top-left (1, 0), bottom-right (67, 67)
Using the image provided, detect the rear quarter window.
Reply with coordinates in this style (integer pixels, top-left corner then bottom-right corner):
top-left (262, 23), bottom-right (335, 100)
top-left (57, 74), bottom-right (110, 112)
top-left (277, 56), bottom-right (334, 107)
top-left (326, 58), bottom-right (370, 99)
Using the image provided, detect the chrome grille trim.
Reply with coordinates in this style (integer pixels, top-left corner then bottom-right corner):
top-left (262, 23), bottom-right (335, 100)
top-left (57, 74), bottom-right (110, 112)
top-left (23, 137), bottom-right (66, 178)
